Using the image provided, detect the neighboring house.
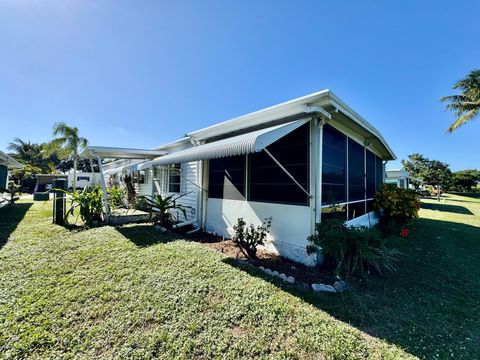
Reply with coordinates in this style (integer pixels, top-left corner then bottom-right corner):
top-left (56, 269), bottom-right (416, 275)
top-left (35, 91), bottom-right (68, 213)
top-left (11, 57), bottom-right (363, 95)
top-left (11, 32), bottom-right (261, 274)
top-left (0, 150), bottom-right (24, 189)
top-left (385, 169), bottom-right (416, 189)
top-left (82, 90), bottom-right (396, 265)
top-left (67, 171), bottom-right (100, 190)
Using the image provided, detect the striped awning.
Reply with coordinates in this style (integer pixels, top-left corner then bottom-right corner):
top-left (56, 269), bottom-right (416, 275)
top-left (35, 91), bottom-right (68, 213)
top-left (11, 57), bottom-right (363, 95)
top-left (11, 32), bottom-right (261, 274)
top-left (137, 119), bottom-right (308, 170)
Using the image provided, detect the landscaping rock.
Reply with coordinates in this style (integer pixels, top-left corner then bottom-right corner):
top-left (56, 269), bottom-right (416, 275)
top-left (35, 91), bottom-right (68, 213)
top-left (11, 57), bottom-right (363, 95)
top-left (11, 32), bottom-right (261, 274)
top-left (311, 283), bottom-right (336, 293)
top-left (286, 276), bottom-right (295, 284)
top-left (264, 268), bottom-right (273, 275)
top-left (259, 266), bottom-right (265, 271)
top-left (154, 225), bottom-right (169, 232)
top-left (333, 280), bottom-right (350, 292)
top-left (272, 270), bottom-right (279, 277)
top-left (279, 273), bottom-right (287, 281)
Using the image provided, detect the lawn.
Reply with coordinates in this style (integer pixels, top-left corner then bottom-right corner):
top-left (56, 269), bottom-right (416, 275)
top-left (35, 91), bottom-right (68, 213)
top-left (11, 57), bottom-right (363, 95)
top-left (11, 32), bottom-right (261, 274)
top-left (0, 194), bottom-right (478, 359)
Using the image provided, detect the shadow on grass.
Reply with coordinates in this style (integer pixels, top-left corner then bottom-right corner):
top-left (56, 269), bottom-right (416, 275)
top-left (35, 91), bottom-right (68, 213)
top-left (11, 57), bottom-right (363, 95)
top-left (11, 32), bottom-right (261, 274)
top-left (421, 202), bottom-right (474, 215)
top-left (0, 202), bottom-right (33, 248)
top-left (115, 224), bottom-right (178, 247)
top-left (222, 217), bottom-right (480, 359)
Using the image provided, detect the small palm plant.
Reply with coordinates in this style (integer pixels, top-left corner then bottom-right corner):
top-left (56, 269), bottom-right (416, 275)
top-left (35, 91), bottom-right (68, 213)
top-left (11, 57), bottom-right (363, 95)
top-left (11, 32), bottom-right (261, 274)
top-left (441, 69), bottom-right (480, 132)
top-left (139, 193), bottom-right (193, 229)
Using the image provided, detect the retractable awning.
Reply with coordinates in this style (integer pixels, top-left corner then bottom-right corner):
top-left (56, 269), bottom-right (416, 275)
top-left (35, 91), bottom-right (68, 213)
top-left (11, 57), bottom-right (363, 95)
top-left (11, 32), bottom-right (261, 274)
top-left (137, 119), bottom-right (309, 170)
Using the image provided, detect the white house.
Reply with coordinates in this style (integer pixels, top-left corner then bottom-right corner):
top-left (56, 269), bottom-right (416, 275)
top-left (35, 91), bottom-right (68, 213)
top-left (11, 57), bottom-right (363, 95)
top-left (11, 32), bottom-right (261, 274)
top-left (66, 171), bottom-right (101, 190)
top-left (82, 90), bottom-right (396, 265)
top-left (385, 169), bottom-right (415, 189)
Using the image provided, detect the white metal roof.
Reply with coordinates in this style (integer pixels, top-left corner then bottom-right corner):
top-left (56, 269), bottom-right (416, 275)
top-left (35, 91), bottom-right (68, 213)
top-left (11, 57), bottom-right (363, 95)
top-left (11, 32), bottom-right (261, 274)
top-left (81, 146), bottom-right (167, 159)
top-left (138, 119), bottom-right (309, 170)
top-left (153, 90), bottom-right (395, 160)
top-left (104, 161), bottom-right (143, 176)
top-left (0, 151), bottom-right (24, 169)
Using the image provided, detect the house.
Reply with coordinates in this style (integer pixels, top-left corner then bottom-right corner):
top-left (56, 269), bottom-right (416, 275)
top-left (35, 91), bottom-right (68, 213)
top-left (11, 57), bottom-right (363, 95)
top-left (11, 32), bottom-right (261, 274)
top-left (0, 150), bottom-right (24, 189)
top-left (66, 171), bottom-right (100, 190)
top-left (82, 90), bottom-right (396, 265)
top-left (385, 169), bottom-right (417, 189)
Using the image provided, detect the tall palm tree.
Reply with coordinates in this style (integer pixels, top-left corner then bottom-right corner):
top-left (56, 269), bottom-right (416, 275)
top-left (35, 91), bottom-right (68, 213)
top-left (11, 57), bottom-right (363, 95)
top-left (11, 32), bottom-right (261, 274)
top-left (50, 122), bottom-right (88, 191)
top-left (441, 69), bottom-right (480, 132)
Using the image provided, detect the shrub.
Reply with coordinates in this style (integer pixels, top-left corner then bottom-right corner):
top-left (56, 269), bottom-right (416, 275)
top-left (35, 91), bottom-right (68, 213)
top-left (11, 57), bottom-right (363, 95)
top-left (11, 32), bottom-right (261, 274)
top-left (139, 193), bottom-right (193, 229)
top-left (65, 185), bottom-right (104, 227)
top-left (107, 186), bottom-right (126, 209)
top-left (307, 219), bottom-right (402, 278)
top-left (374, 184), bottom-right (421, 222)
top-left (232, 217), bottom-right (272, 259)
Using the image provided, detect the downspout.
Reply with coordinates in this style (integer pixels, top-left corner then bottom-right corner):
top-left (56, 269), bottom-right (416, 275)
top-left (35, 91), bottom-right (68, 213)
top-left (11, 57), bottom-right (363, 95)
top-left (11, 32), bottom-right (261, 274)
top-left (97, 156), bottom-right (111, 224)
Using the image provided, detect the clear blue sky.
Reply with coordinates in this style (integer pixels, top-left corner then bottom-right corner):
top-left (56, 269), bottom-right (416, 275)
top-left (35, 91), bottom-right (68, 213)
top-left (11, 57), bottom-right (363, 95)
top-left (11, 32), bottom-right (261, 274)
top-left (0, 0), bottom-right (478, 170)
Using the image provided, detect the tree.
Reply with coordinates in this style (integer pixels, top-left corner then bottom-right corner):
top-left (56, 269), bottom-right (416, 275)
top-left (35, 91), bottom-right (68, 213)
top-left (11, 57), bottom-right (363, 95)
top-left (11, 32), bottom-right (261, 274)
top-left (49, 122), bottom-right (88, 191)
top-left (421, 160), bottom-right (452, 198)
top-left (56, 158), bottom-right (99, 174)
top-left (401, 153), bottom-right (428, 190)
top-left (451, 170), bottom-right (480, 191)
top-left (402, 154), bottom-right (452, 200)
top-left (7, 138), bottom-right (60, 189)
top-left (441, 69), bottom-right (480, 132)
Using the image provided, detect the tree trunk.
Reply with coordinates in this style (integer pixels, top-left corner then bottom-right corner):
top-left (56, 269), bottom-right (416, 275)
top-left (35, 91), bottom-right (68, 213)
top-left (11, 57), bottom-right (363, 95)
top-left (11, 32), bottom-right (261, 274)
top-left (73, 157), bottom-right (77, 192)
top-left (437, 185), bottom-right (441, 202)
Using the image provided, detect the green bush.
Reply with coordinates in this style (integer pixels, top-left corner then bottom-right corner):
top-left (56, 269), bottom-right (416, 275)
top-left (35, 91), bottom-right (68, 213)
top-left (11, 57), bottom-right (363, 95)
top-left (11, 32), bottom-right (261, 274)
top-left (107, 186), bottom-right (126, 209)
top-left (232, 217), bottom-right (272, 259)
top-left (374, 184), bottom-right (421, 221)
top-left (65, 185), bottom-right (104, 227)
top-left (307, 219), bottom-right (402, 278)
top-left (139, 194), bottom-right (193, 229)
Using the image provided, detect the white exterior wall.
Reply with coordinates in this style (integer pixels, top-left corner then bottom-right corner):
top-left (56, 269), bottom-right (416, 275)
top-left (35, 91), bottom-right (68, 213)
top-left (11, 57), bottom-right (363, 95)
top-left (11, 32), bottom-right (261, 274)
top-left (205, 198), bottom-right (316, 266)
top-left (152, 162), bottom-right (200, 224)
top-left (136, 169), bottom-right (154, 197)
top-left (67, 172), bottom-right (101, 189)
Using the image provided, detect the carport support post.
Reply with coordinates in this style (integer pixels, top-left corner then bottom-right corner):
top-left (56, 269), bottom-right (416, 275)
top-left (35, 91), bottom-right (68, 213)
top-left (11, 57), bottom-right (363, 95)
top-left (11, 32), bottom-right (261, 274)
top-left (97, 156), bottom-right (110, 224)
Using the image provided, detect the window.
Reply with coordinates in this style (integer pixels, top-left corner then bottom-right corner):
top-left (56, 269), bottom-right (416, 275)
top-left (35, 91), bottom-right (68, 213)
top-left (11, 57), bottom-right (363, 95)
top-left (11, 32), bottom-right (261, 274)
top-left (77, 176), bottom-right (90, 181)
top-left (366, 150), bottom-right (376, 199)
top-left (168, 164), bottom-right (181, 193)
top-left (322, 124), bottom-right (347, 205)
top-left (321, 125), bottom-right (385, 222)
top-left (375, 156), bottom-right (383, 190)
top-left (209, 156), bottom-right (245, 200)
top-left (249, 124), bottom-right (309, 205)
top-left (348, 138), bottom-right (365, 202)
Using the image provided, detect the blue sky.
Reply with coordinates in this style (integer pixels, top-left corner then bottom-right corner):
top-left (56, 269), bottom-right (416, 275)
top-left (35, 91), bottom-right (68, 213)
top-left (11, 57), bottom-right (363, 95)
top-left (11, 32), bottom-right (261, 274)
top-left (0, 0), bottom-right (478, 170)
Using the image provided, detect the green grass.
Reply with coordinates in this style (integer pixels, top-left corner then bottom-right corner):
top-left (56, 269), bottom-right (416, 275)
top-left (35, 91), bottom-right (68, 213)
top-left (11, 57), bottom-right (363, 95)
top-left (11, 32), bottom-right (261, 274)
top-left (0, 195), bottom-right (479, 359)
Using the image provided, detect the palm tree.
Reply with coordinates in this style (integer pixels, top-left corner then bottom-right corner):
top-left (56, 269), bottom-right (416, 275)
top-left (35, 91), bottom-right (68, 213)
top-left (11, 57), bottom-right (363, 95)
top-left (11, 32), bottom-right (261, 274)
top-left (441, 69), bottom-right (480, 132)
top-left (50, 122), bottom-right (88, 191)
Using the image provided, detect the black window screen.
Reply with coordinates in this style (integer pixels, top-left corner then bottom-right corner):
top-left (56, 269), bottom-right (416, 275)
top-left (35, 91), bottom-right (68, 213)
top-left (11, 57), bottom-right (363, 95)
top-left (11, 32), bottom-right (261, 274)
top-left (322, 124), bottom-right (347, 205)
top-left (348, 138), bottom-right (365, 202)
top-left (366, 150), bottom-right (376, 199)
top-left (209, 156), bottom-right (245, 200)
top-left (348, 201), bottom-right (366, 220)
top-left (375, 156), bottom-right (383, 190)
top-left (249, 124), bottom-right (309, 205)
top-left (168, 164), bottom-right (181, 193)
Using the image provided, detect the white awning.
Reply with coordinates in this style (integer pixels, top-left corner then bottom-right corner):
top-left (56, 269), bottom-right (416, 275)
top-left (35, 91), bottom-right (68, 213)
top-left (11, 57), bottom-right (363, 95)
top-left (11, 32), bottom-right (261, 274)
top-left (104, 161), bottom-right (142, 176)
top-left (81, 146), bottom-right (167, 159)
top-left (138, 119), bottom-right (309, 170)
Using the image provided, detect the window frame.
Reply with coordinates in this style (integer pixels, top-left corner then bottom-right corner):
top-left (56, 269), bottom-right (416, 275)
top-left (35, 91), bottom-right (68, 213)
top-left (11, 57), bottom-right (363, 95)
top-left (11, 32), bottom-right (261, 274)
top-left (167, 164), bottom-right (181, 194)
top-left (321, 124), bottom-right (384, 221)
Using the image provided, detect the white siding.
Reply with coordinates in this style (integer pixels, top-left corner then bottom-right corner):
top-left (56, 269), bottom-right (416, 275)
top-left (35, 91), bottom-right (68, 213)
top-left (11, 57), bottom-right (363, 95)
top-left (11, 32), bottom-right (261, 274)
top-left (136, 169), bottom-right (153, 197)
top-left (205, 198), bottom-right (316, 266)
top-left (152, 162), bottom-right (200, 224)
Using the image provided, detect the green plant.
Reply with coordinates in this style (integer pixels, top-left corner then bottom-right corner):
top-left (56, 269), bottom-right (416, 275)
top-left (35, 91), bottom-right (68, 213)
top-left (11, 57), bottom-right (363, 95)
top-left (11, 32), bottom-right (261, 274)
top-left (107, 186), bottom-right (126, 209)
top-left (307, 219), bottom-right (402, 278)
top-left (0, 181), bottom-right (21, 208)
top-left (60, 185), bottom-right (104, 227)
top-left (374, 184), bottom-right (421, 222)
top-left (139, 193), bottom-right (193, 228)
top-left (232, 217), bottom-right (272, 259)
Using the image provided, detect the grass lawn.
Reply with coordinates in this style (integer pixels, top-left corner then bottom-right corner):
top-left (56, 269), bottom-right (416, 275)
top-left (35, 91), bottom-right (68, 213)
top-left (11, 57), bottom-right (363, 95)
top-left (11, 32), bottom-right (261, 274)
top-left (0, 194), bottom-right (479, 359)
